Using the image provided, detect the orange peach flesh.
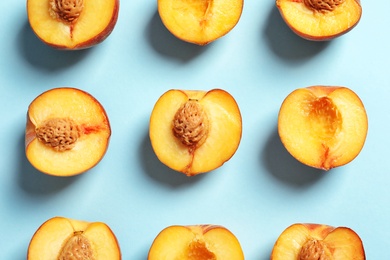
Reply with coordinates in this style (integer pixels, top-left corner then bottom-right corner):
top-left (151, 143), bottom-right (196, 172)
top-left (158, 0), bottom-right (243, 45)
top-left (278, 86), bottom-right (368, 170)
top-left (148, 225), bottom-right (245, 260)
top-left (25, 88), bottom-right (111, 176)
top-left (149, 89), bottom-right (242, 176)
top-left (28, 217), bottom-right (121, 260)
top-left (27, 0), bottom-right (119, 49)
top-left (271, 223), bottom-right (365, 260)
top-left (276, 0), bottom-right (362, 40)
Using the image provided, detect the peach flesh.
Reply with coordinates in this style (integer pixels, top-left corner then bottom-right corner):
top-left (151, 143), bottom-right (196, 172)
top-left (276, 0), bottom-right (362, 40)
top-left (158, 0), bottom-right (244, 45)
top-left (278, 86), bottom-right (368, 170)
top-left (27, 0), bottom-right (120, 49)
top-left (25, 87), bottom-right (111, 176)
top-left (271, 223), bottom-right (366, 260)
top-left (149, 89), bottom-right (242, 176)
top-left (28, 217), bottom-right (121, 260)
top-left (148, 225), bottom-right (245, 260)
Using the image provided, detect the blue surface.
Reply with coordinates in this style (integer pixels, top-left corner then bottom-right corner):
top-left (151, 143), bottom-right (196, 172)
top-left (1, 1), bottom-right (389, 259)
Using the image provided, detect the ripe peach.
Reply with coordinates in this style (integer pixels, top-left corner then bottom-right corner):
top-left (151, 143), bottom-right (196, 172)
top-left (27, 0), bottom-right (120, 49)
top-left (25, 87), bottom-right (111, 176)
top-left (271, 223), bottom-right (365, 259)
top-left (148, 225), bottom-right (244, 260)
top-left (149, 89), bottom-right (242, 176)
top-left (278, 86), bottom-right (368, 170)
top-left (28, 216), bottom-right (121, 260)
top-left (158, 0), bottom-right (244, 45)
top-left (276, 0), bottom-right (362, 40)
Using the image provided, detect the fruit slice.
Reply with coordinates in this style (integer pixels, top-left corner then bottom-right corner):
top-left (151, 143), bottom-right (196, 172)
top-left (28, 216), bottom-right (121, 260)
top-left (149, 89), bottom-right (242, 176)
top-left (278, 86), bottom-right (368, 170)
top-left (276, 0), bottom-right (362, 40)
top-left (27, 0), bottom-right (120, 49)
top-left (271, 223), bottom-right (365, 260)
top-left (158, 0), bottom-right (244, 45)
top-left (148, 225), bottom-right (244, 260)
top-left (25, 87), bottom-right (111, 176)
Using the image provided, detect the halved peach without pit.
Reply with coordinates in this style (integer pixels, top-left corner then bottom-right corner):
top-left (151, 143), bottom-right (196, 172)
top-left (148, 225), bottom-right (245, 260)
top-left (158, 0), bottom-right (244, 45)
top-left (28, 216), bottom-right (121, 260)
top-left (278, 86), bottom-right (368, 170)
top-left (271, 223), bottom-right (365, 260)
top-left (149, 89), bottom-right (242, 176)
top-left (276, 0), bottom-right (362, 40)
top-left (25, 87), bottom-right (111, 176)
top-left (27, 0), bottom-right (120, 49)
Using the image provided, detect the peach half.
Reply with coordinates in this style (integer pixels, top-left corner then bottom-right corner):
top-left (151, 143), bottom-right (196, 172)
top-left (271, 223), bottom-right (365, 259)
top-left (148, 225), bottom-right (244, 260)
top-left (158, 0), bottom-right (244, 45)
top-left (28, 216), bottom-right (121, 260)
top-left (278, 86), bottom-right (368, 170)
top-left (25, 87), bottom-right (111, 176)
top-left (27, 0), bottom-right (120, 49)
top-left (276, 0), bottom-right (362, 40)
top-left (149, 89), bottom-right (242, 176)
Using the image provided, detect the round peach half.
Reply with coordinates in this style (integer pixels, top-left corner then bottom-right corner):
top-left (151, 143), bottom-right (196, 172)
top-left (278, 86), bottom-right (368, 170)
top-left (158, 0), bottom-right (244, 45)
top-left (148, 225), bottom-right (244, 260)
top-left (149, 89), bottom-right (242, 176)
top-left (28, 216), bottom-right (121, 260)
top-left (271, 223), bottom-right (365, 260)
top-left (25, 87), bottom-right (111, 176)
top-left (27, 0), bottom-right (120, 49)
top-left (276, 0), bottom-right (362, 41)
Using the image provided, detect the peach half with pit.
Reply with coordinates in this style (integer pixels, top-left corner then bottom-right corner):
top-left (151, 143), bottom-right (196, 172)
top-left (278, 86), bottom-right (368, 170)
top-left (25, 87), bottom-right (111, 176)
top-left (271, 223), bottom-right (365, 260)
top-left (148, 225), bottom-right (244, 260)
top-left (28, 216), bottom-right (121, 260)
top-left (158, 0), bottom-right (244, 45)
top-left (27, 0), bottom-right (120, 49)
top-left (149, 89), bottom-right (242, 176)
top-left (276, 0), bottom-right (362, 40)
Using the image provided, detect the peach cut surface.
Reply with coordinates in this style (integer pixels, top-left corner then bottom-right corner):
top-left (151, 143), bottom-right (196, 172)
top-left (158, 0), bottom-right (243, 45)
top-left (149, 89), bottom-right (242, 176)
top-left (276, 0), bottom-right (362, 40)
top-left (271, 223), bottom-right (365, 260)
top-left (25, 87), bottom-right (111, 176)
top-left (148, 225), bottom-right (244, 260)
top-left (27, 0), bottom-right (119, 49)
top-left (278, 86), bottom-right (368, 170)
top-left (28, 217), bottom-right (121, 260)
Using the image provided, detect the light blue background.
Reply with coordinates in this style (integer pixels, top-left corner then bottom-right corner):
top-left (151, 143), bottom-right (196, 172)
top-left (1, 1), bottom-right (389, 259)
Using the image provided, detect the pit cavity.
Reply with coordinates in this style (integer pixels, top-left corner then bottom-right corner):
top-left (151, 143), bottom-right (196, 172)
top-left (187, 240), bottom-right (216, 260)
top-left (304, 96), bottom-right (342, 141)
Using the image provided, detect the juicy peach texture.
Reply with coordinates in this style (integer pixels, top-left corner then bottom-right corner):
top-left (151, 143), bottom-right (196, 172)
top-left (271, 223), bottom-right (366, 260)
top-left (149, 89), bottom-right (242, 176)
top-left (27, 0), bottom-right (120, 49)
top-left (276, 0), bottom-right (362, 40)
top-left (25, 87), bottom-right (111, 176)
top-left (158, 0), bottom-right (244, 45)
top-left (278, 86), bottom-right (368, 170)
top-left (28, 217), bottom-right (121, 260)
top-left (148, 225), bottom-right (245, 260)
